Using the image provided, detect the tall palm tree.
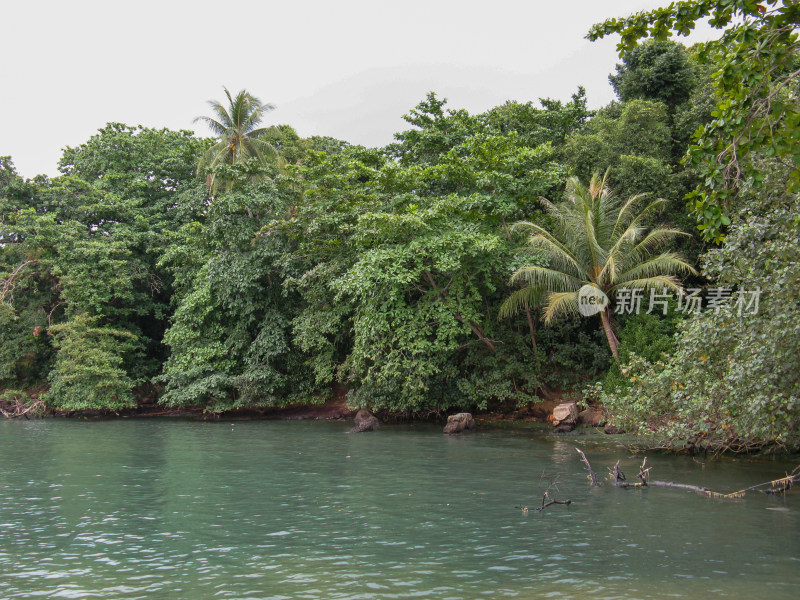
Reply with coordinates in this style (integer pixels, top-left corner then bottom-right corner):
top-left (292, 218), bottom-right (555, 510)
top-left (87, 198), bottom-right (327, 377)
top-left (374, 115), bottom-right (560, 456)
top-left (500, 172), bottom-right (696, 360)
top-left (194, 87), bottom-right (277, 193)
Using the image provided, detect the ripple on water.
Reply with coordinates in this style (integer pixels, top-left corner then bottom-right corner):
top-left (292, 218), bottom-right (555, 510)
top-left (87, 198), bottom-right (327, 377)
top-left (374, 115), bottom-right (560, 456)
top-left (0, 419), bottom-right (798, 600)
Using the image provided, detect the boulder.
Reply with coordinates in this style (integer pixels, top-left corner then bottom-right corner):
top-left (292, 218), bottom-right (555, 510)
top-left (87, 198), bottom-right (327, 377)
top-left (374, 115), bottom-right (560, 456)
top-left (347, 409), bottom-right (380, 433)
top-left (443, 412), bottom-right (475, 435)
top-left (578, 407), bottom-right (604, 427)
top-left (604, 424), bottom-right (624, 435)
top-left (552, 402), bottom-right (578, 426)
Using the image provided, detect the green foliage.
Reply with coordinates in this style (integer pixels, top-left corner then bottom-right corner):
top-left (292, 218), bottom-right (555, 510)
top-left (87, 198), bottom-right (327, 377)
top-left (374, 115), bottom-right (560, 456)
top-left (502, 172), bottom-right (696, 358)
top-left (482, 88), bottom-right (592, 148)
top-left (600, 310), bottom-right (681, 391)
top-left (195, 87), bottom-right (279, 193)
top-left (389, 92), bottom-right (480, 166)
top-left (2, 80), bottom-right (706, 420)
top-left (158, 178), bottom-right (315, 411)
top-left (563, 100), bottom-right (674, 194)
top-left (536, 319), bottom-right (611, 389)
top-left (599, 162), bottom-right (800, 451)
top-left (270, 92), bottom-right (595, 412)
top-left (336, 194), bottom-right (509, 411)
top-left (589, 0), bottom-right (800, 242)
top-left (44, 314), bottom-right (137, 410)
top-left (1, 126), bottom-right (204, 407)
top-left (609, 40), bottom-right (698, 109)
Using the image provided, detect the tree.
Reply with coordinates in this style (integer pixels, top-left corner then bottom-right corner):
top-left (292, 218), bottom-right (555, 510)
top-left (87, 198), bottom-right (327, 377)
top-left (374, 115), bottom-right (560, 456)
top-left (609, 40), bottom-right (698, 110)
top-left (158, 176), bottom-right (316, 412)
top-left (501, 172), bottom-right (696, 359)
top-left (194, 87), bottom-right (277, 193)
top-left (598, 159), bottom-right (800, 451)
top-left (588, 0), bottom-right (800, 242)
top-left (1, 126), bottom-right (205, 409)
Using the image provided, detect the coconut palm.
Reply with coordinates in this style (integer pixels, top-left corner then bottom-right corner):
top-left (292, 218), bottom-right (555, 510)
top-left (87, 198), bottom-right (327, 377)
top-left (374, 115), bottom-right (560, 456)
top-left (499, 172), bottom-right (696, 360)
top-left (194, 87), bottom-right (277, 193)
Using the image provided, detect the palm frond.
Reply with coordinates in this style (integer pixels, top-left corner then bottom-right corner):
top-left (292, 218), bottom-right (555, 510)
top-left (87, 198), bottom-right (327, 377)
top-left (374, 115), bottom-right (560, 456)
top-left (498, 286), bottom-right (544, 319)
top-left (510, 266), bottom-right (585, 293)
top-left (616, 253), bottom-right (697, 282)
top-left (209, 100), bottom-right (233, 128)
top-left (610, 192), bottom-right (647, 239)
top-left (610, 275), bottom-right (683, 294)
top-left (630, 227), bottom-right (691, 256)
top-left (512, 222), bottom-right (584, 278)
top-left (193, 115), bottom-right (228, 136)
top-left (543, 291), bottom-right (580, 324)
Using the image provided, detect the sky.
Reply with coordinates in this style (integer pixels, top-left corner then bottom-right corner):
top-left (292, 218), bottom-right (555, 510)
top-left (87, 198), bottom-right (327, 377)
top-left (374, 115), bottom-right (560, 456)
top-left (1, 0), bottom-right (718, 178)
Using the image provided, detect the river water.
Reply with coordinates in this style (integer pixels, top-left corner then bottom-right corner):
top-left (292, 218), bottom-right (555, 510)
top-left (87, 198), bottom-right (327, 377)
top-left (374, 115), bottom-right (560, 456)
top-left (0, 419), bottom-right (798, 599)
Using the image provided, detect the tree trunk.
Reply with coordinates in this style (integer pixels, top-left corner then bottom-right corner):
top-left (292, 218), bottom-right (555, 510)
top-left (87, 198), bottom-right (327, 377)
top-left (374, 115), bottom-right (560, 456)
top-left (454, 314), bottom-right (497, 353)
top-left (524, 302), bottom-right (537, 351)
top-left (600, 306), bottom-right (619, 360)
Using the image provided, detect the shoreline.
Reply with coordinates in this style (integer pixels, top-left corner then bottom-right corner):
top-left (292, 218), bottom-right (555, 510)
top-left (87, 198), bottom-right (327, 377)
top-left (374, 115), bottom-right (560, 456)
top-left (1, 390), bottom-right (591, 429)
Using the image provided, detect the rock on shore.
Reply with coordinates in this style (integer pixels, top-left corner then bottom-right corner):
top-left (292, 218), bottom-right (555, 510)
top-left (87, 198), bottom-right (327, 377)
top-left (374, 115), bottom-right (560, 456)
top-left (443, 412), bottom-right (475, 435)
top-left (347, 409), bottom-right (380, 433)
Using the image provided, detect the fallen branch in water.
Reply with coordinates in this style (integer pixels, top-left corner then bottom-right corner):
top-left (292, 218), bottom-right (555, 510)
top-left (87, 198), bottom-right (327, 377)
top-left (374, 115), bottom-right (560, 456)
top-left (705, 464), bottom-right (800, 498)
top-left (619, 457), bottom-right (651, 489)
top-left (0, 396), bottom-right (44, 419)
top-left (525, 471), bottom-right (572, 512)
top-left (574, 447), bottom-right (800, 499)
top-left (647, 480), bottom-right (711, 494)
top-left (537, 498), bottom-right (572, 511)
top-left (608, 460), bottom-right (627, 486)
top-left (575, 448), bottom-right (598, 486)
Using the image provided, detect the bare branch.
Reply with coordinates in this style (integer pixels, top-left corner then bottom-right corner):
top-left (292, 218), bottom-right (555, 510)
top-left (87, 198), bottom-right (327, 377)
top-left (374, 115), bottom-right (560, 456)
top-left (575, 447), bottom-right (598, 486)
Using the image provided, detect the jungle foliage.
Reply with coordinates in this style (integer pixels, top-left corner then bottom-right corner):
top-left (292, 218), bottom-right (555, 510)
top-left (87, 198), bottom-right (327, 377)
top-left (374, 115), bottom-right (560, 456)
top-left (2, 0), bottom-right (798, 452)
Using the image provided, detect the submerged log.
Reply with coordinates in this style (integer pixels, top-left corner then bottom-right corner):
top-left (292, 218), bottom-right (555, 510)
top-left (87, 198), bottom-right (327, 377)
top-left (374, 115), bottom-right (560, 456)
top-left (573, 451), bottom-right (800, 500)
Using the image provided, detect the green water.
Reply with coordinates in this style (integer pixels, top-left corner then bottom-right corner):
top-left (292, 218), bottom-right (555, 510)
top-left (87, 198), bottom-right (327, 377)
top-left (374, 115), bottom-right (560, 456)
top-left (0, 419), bottom-right (798, 599)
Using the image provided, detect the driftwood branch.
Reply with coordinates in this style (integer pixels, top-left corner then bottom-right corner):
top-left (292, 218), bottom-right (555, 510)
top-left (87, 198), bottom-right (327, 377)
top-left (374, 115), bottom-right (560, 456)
top-left (518, 471), bottom-right (572, 512)
top-left (608, 460), bottom-right (627, 486)
top-left (0, 397), bottom-right (44, 419)
top-left (537, 498), bottom-right (572, 511)
top-left (637, 457), bottom-right (651, 484)
top-left (620, 457), bottom-right (652, 488)
top-left (646, 480), bottom-right (711, 494)
top-left (575, 447), bottom-right (598, 486)
top-left (575, 452), bottom-right (800, 499)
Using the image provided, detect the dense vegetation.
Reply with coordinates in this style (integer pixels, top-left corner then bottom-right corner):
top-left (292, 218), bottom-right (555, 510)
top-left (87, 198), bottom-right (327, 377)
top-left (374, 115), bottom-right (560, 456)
top-left (2, 0), bottom-right (798, 452)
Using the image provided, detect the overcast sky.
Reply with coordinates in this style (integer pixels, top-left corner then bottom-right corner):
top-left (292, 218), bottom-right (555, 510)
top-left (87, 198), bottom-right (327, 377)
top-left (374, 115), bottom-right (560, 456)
top-left (1, 1), bottom-right (718, 178)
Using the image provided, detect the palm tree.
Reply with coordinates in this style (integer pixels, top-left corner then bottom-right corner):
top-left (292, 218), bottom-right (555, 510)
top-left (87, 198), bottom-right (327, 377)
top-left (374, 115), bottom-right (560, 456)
top-left (194, 87), bottom-right (277, 193)
top-left (500, 172), bottom-right (696, 360)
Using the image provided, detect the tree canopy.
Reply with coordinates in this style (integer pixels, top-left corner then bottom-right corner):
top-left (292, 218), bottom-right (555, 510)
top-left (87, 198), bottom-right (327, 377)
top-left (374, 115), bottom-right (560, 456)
top-left (2, 3), bottom-right (798, 452)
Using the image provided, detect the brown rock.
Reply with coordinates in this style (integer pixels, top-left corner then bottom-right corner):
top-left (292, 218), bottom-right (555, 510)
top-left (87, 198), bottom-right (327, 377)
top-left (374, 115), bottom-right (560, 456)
top-left (443, 412), bottom-right (475, 435)
top-left (347, 409), bottom-right (380, 433)
top-left (552, 402), bottom-right (578, 426)
top-left (578, 408), bottom-right (604, 427)
top-left (604, 424), bottom-right (624, 435)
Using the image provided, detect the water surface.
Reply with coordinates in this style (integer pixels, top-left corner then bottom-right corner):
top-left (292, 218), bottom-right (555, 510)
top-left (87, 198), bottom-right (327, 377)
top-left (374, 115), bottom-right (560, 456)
top-left (0, 419), bottom-right (798, 599)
